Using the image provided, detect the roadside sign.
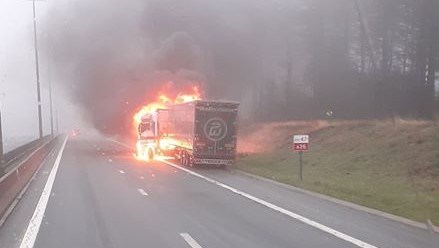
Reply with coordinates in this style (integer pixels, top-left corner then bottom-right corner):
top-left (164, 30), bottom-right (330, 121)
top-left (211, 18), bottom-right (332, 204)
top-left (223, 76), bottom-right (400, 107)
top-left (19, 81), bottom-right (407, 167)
top-left (293, 135), bottom-right (309, 144)
top-left (292, 134), bottom-right (309, 181)
top-left (294, 143), bottom-right (309, 151)
top-left (293, 135), bottom-right (309, 152)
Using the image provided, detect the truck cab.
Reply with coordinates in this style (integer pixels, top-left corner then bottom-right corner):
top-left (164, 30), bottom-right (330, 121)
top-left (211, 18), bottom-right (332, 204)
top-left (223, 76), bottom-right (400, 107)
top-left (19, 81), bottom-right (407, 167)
top-left (136, 113), bottom-right (158, 160)
top-left (136, 101), bottom-right (239, 167)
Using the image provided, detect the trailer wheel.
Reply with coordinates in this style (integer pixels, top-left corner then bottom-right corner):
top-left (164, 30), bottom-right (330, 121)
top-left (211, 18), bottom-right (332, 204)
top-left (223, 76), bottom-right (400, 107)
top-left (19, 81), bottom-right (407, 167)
top-left (179, 153), bottom-right (183, 165)
top-left (147, 148), bottom-right (154, 161)
top-left (188, 155), bottom-right (194, 167)
top-left (184, 155), bottom-right (189, 167)
top-left (178, 152), bottom-right (183, 165)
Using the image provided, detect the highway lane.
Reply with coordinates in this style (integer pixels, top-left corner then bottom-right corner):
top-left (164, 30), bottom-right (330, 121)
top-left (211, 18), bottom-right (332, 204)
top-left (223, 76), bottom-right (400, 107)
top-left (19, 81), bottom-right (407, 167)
top-left (189, 168), bottom-right (439, 248)
top-left (1, 136), bottom-right (438, 248)
top-left (32, 138), bottom-right (354, 248)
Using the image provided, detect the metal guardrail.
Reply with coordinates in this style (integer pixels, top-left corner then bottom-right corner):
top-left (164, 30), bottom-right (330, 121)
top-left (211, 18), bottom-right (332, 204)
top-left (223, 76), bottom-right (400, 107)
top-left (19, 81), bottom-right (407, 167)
top-left (0, 135), bottom-right (61, 226)
top-left (0, 135), bottom-right (51, 177)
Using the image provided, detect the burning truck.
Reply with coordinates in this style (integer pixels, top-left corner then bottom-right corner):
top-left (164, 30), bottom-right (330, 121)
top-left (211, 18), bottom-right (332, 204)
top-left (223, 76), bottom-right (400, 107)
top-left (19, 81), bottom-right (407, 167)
top-left (134, 88), bottom-right (239, 167)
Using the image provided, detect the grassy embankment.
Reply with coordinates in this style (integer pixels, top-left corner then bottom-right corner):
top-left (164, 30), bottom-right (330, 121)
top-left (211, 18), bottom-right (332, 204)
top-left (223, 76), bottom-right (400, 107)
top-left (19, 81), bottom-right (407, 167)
top-left (236, 119), bottom-right (439, 225)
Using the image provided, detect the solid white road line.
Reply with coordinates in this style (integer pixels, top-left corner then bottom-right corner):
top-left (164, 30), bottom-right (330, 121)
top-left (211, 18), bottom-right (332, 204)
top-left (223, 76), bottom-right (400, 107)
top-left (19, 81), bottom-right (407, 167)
top-left (19, 136), bottom-right (69, 248)
top-left (109, 139), bottom-right (379, 248)
top-left (0, 142), bottom-right (56, 228)
top-left (107, 138), bottom-right (131, 149)
top-left (159, 159), bottom-right (379, 248)
top-left (137, 189), bottom-right (149, 196)
top-left (180, 233), bottom-right (203, 248)
top-left (119, 170), bottom-right (126, 174)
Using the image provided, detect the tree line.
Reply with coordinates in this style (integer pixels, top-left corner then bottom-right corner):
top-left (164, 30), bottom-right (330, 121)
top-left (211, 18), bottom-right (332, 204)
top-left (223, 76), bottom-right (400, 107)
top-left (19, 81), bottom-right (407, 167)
top-left (254, 0), bottom-right (439, 121)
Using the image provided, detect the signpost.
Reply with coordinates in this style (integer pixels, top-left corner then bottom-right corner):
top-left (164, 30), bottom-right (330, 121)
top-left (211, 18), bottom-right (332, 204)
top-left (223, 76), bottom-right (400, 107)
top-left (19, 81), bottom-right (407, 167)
top-left (293, 135), bottom-right (309, 181)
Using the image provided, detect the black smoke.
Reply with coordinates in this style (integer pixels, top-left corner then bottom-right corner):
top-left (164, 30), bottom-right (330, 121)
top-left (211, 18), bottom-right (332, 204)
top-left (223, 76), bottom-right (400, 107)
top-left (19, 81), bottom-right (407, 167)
top-left (46, 0), bottom-right (298, 135)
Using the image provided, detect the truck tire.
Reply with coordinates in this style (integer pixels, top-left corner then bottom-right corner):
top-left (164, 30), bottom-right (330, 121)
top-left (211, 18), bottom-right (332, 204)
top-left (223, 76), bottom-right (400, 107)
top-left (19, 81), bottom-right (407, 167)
top-left (184, 155), bottom-right (189, 167)
top-left (188, 155), bottom-right (193, 167)
top-left (147, 148), bottom-right (154, 161)
top-left (178, 153), bottom-right (183, 165)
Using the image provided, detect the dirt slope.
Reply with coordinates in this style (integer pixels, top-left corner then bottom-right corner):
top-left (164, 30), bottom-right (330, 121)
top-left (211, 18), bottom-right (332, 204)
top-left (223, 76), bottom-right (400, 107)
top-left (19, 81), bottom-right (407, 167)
top-left (237, 119), bottom-right (439, 224)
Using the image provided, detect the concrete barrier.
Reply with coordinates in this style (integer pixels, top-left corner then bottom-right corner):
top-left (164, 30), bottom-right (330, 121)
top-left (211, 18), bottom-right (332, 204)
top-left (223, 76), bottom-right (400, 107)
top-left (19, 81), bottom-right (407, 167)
top-left (0, 135), bottom-right (61, 224)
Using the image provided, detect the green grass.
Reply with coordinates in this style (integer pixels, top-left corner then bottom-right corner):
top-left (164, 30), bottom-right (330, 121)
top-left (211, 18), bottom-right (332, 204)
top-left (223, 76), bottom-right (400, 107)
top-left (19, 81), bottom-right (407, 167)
top-left (236, 119), bottom-right (439, 225)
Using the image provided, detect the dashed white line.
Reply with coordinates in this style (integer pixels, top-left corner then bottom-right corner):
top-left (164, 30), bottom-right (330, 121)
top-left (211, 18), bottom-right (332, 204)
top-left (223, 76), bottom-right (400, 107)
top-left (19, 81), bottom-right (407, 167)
top-left (20, 136), bottom-right (69, 248)
top-left (180, 233), bottom-right (203, 248)
top-left (119, 170), bottom-right (125, 174)
top-left (137, 189), bottom-right (149, 196)
top-left (110, 139), bottom-right (379, 248)
top-left (159, 159), bottom-right (379, 248)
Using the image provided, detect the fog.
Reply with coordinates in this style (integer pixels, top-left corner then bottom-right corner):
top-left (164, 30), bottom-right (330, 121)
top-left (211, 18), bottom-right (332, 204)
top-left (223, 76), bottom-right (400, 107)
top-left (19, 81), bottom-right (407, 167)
top-left (43, 0), bottom-right (297, 135)
top-left (2, 0), bottom-right (438, 139)
top-left (0, 1), bottom-right (49, 150)
top-left (0, 0), bottom-right (90, 150)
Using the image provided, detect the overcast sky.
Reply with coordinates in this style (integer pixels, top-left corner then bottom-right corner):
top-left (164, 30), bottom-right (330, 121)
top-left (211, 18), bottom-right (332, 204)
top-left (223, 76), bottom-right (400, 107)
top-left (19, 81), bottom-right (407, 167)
top-left (0, 0), bottom-right (83, 147)
top-left (3, 0), bottom-right (435, 146)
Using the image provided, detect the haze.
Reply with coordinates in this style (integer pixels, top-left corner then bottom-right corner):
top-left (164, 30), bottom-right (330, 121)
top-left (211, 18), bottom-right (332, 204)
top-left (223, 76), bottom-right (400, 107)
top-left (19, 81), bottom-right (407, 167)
top-left (2, 0), bottom-right (438, 138)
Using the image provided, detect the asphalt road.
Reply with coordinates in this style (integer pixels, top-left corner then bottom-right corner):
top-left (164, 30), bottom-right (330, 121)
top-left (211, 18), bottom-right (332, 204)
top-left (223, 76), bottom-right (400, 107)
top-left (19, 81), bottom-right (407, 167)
top-left (1, 136), bottom-right (438, 248)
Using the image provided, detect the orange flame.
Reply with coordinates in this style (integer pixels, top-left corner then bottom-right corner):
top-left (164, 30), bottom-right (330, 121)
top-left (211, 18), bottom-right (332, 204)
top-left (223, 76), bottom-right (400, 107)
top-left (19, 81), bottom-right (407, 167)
top-left (133, 84), bottom-right (202, 161)
top-left (133, 84), bottom-right (202, 128)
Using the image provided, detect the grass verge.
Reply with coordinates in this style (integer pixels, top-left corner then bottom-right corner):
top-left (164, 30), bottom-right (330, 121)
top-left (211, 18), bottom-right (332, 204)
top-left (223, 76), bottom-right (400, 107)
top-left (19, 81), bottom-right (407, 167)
top-left (236, 119), bottom-right (439, 225)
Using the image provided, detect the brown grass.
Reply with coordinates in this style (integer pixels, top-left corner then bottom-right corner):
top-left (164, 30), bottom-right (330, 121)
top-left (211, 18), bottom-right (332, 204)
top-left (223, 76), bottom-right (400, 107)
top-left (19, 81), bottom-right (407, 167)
top-left (236, 118), bottom-right (439, 224)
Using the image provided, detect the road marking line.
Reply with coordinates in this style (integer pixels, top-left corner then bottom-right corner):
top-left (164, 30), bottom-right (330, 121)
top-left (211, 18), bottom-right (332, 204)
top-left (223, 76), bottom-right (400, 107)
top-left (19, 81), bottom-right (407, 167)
top-left (119, 170), bottom-right (125, 174)
top-left (159, 159), bottom-right (379, 248)
top-left (111, 139), bottom-right (379, 247)
top-left (0, 141), bottom-right (57, 228)
top-left (107, 138), bottom-right (131, 149)
top-left (137, 189), bottom-right (148, 196)
top-left (180, 233), bottom-right (203, 248)
top-left (19, 136), bottom-right (69, 248)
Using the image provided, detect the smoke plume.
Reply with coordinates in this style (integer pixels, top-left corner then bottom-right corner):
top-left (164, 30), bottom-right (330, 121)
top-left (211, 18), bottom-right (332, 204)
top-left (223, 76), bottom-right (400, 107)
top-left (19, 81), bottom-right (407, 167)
top-left (45, 0), bottom-right (298, 135)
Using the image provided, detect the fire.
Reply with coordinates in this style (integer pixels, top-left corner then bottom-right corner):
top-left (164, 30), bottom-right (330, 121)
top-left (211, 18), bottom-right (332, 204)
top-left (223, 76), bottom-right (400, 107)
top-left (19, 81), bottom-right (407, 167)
top-left (175, 86), bottom-right (202, 103)
top-left (133, 83), bottom-right (202, 161)
top-left (133, 85), bottom-right (202, 127)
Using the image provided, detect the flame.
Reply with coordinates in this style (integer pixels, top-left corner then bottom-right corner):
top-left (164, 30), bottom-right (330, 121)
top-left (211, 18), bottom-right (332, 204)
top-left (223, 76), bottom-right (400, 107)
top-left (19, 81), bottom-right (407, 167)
top-left (133, 85), bottom-right (201, 127)
top-left (133, 83), bottom-right (202, 161)
top-left (175, 86), bottom-right (202, 103)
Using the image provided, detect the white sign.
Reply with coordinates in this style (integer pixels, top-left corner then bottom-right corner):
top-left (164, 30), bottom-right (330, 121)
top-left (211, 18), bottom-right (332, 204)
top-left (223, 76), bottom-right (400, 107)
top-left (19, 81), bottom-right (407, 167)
top-left (293, 135), bottom-right (309, 144)
top-left (204, 117), bottom-right (228, 142)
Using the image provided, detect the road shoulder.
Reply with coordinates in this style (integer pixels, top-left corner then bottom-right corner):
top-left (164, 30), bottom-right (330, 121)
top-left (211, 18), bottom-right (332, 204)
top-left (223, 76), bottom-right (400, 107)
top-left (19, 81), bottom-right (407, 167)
top-left (0, 139), bottom-right (65, 248)
top-left (234, 169), bottom-right (439, 234)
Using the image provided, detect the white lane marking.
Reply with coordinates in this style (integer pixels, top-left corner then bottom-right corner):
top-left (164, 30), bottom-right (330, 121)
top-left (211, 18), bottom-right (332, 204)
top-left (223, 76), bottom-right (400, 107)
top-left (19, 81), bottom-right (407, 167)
top-left (137, 189), bottom-right (149, 196)
top-left (180, 233), bottom-right (203, 248)
top-left (119, 170), bottom-right (125, 174)
top-left (0, 142), bottom-right (56, 228)
top-left (159, 159), bottom-right (379, 248)
top-left (110, 139), bottom-right (378, 248)
top-left (20, 136), bottom-right (69, 248)
top-left (107, 138), bottom-right (131, 149)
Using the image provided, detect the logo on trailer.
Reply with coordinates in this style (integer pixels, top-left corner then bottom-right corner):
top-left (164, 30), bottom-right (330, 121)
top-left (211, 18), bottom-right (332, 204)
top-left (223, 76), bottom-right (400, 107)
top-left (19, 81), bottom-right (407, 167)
top-left (204, 118), bottom-right (227, 142)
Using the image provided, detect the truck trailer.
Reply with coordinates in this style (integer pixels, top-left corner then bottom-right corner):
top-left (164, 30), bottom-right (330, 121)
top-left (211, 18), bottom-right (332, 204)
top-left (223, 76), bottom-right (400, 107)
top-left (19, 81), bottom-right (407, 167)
top-left (137, 100), bottom-right (239, 167)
